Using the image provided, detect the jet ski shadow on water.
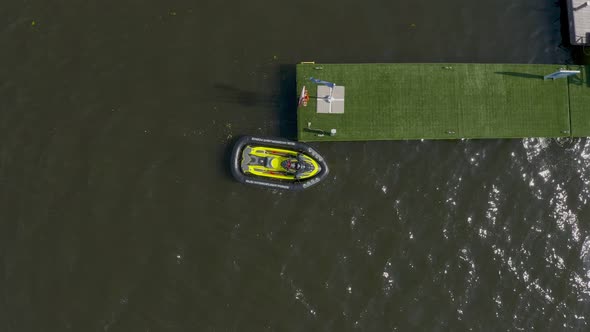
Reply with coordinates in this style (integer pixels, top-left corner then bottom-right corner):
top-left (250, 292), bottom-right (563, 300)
top-left (230, 136), bottom-right (329, 191)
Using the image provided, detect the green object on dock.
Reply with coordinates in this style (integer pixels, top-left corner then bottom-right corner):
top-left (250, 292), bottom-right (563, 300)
top-left (296, 63), bottom-right (590, 142)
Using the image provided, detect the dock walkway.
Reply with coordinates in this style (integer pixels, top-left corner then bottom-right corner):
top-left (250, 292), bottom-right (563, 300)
top-left (568, 0), bottom-right (590, 45)
top-left (296, 63), bottom-right (589, 142)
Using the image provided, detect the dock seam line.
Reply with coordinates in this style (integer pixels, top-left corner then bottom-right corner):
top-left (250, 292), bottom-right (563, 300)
top-left (567, 70), bottom-right (573, 138)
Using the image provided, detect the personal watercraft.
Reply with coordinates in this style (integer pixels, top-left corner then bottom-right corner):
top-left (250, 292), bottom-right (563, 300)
top-left (230, 136), bottom-right (329, 190)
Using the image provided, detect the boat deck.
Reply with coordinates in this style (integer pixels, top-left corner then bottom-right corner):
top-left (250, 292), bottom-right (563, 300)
top-left (296, 63), bottom-right (589, 142)
top-left (568, 0), bottom-right (590, 45)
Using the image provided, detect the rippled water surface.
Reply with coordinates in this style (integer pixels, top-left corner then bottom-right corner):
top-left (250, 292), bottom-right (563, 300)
top-left (1, 0), bottom-right (589, 331)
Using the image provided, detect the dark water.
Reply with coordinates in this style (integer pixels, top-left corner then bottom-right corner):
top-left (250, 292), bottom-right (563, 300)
top-left (1, 0), bottom-right (589, 331)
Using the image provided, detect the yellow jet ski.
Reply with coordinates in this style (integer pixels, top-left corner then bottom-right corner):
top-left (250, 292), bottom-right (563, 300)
top-left (230, 136), bottom-right (329, 190)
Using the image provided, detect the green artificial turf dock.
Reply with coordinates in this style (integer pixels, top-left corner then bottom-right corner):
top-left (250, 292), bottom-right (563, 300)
top-left (296, 63), bottom-right (589, 141)
top-left (569, 65), bottom-right (590, 136)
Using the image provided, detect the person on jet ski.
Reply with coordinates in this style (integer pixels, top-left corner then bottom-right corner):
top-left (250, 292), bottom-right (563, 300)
top-left (281, 158), bottom-right (301, 173)
top-left (281, 154), bottom-right (308, 178)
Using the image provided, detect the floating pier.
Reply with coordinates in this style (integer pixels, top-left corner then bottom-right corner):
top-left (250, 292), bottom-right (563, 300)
top-left (296, 63), bottom-right (589, 142)
top-left (568, 0), bottom-right (590, 45)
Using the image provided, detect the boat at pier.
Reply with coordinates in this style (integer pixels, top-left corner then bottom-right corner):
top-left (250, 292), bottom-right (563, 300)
top-left (230, 136), bottom-right (329, 190)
